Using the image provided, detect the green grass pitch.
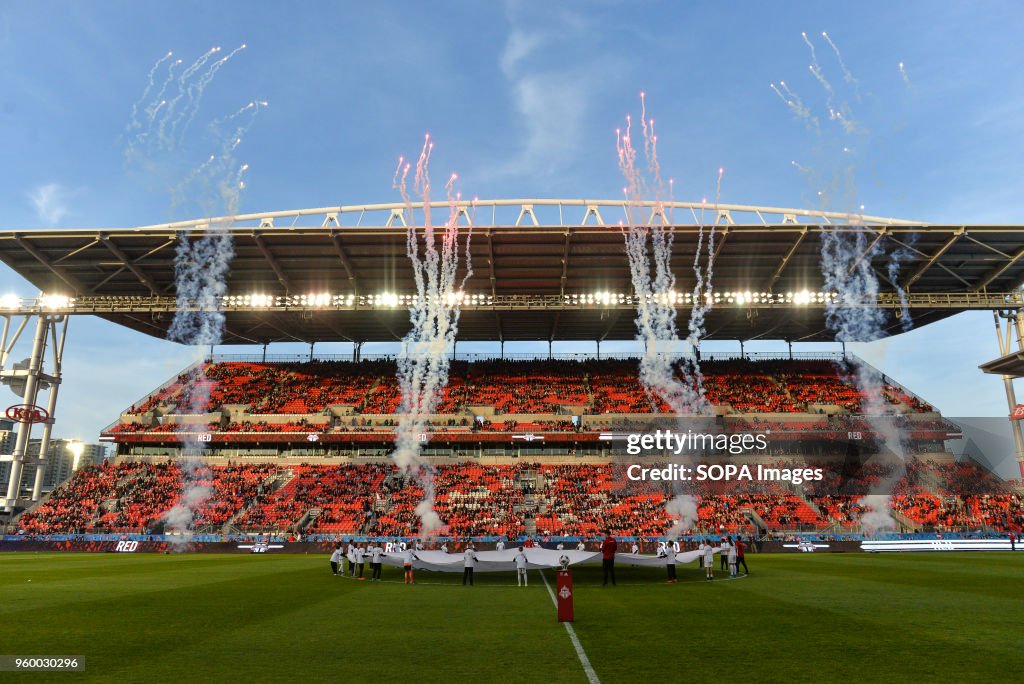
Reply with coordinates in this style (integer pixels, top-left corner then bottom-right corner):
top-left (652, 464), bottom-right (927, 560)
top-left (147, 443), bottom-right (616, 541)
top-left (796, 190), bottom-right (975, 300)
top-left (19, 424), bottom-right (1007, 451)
top-left (1, 552), bottom-right (1020, 682)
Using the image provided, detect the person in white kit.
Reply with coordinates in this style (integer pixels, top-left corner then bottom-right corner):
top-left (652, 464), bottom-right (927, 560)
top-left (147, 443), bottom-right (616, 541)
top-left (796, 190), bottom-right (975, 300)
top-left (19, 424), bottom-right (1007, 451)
top-left (703, 539), bottom-right (715, 581)
top-left (631, 541), bottom-right (640, 555)
top-left (496, 539), bottom-right (506, 551)
top-left (728, 536), bottom-right (738, 577)
top-left (661, 541), bottom-right (677, 583)
top-left (462, 544), bottom-right (478, 586)
top-left (556, 541), bottom-right (565, 550)
top-left (354, 543), bottom-right (366, 580)
top-left (370, 543), bottom-right (385, 581)
top-left (514, 546), bottom-right (528, 586)
top-left (440, 542), bottom-right (449, 553)
top-left (330, 543), bottom-right (343, 576)
top-left (402, 545), bottom-right (417, 585)
top-left (576, 540), bottom-right (586, 551)
top-left (719, 536), bottom-right (731, 571)
top-left (346, 540), bottom-right (356, 576)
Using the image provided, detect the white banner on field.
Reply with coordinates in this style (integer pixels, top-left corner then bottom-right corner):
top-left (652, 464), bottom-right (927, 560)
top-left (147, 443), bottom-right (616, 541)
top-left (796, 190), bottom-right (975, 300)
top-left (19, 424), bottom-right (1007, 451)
top-left (862, 539), bottom-right (1020, 552)
top-left (348, 546), bottom-right (724, 573)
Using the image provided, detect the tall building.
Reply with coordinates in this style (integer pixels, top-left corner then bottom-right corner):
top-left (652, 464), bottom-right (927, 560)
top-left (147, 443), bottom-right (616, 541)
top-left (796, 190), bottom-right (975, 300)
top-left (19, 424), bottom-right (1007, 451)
top-left (0, 433), bottom-right (108, 498)
top-left (0, 418), bottom-right (16, 493)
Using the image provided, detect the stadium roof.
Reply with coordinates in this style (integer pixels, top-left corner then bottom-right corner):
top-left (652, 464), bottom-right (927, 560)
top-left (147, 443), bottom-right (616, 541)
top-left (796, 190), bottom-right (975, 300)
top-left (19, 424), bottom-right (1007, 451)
top-left (0, 199), bottom-right (1022, 344)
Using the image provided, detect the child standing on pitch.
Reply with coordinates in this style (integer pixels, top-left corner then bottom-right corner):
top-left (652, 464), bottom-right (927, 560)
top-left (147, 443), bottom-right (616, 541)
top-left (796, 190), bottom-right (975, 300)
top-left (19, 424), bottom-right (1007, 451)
top-left (402, 545), bottom-right (416, 584)
top-left (703, 539), bottom-right (715, 581)
top-left (514, 546), bottom-right (528, 586)
top-left (728, 537), bottom-right (738, 577)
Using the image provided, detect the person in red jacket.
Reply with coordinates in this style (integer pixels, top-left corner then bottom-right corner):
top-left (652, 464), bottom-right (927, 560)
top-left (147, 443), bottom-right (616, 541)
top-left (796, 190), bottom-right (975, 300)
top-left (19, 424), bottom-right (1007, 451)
top-left (736, 537), bottom-right (749, 575)
top-left (601, 530), bottom-right (618, 587)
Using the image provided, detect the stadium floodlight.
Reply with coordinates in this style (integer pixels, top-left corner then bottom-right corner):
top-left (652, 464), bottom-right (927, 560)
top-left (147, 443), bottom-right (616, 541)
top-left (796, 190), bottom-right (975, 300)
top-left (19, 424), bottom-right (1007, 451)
top-left (0, 293), bottom-right (20, 310)
top-left (307, 292), bottom-right (331, 307)
top-left (375, 292), bottom-right (399, 308)
top-left (41, 294), bottom-right (73, 310)
top-left (235, 293), bottom-right (275, 308)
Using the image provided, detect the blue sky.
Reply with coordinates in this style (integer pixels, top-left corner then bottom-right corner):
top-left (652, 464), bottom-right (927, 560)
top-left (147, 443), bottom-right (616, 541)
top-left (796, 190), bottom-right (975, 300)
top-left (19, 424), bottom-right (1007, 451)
top-left (2, 1), bottom-right (1024, 442)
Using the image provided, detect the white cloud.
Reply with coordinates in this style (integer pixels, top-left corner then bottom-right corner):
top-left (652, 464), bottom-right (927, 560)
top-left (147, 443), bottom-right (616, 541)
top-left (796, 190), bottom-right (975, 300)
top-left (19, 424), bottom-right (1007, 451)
top-left (500, 29), bottom-right (542, 78)
top-left (508, 71), bottom-right (593, 176)
top-left (28, 182), bottom-right (73, 225)
top-left (490, 9), bottom-right (615, 181)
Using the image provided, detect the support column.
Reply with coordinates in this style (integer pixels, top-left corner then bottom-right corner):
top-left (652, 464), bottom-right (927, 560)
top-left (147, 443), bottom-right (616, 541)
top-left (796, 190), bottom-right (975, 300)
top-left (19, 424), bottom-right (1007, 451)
top-left (4, 315), bottom-right (48, 510)
top-left (261, 343), bottom-right (267, 363)
top-left (596, 340), bottom-right (601, 360)
top-left (994, 311), bottom-right (1024, 478)
top-left (32, 316), bottom-right (68, 501)
top-left (788, 340), bottom-right (793, 360)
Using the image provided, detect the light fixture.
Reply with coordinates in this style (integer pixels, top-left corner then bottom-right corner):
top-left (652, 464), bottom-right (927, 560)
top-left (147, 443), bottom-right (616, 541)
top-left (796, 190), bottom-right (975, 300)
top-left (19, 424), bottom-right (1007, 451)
top-left (40, 294), bottom-right (73, 310)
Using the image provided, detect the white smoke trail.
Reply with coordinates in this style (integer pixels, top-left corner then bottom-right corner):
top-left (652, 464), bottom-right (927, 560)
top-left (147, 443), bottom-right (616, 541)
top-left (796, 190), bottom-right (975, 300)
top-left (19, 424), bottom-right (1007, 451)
top-left (172, 44), bottom-right (248, 146)
top-left (771, 81), bottom-right (820, 133)
top-left (665, 491), bottom-right (698, 538)
top-left (148, 58), bottom-right (183, 124)
top-left (803, 31), bottom-right (833, 97)
top-left (156, 47), bottom-right (221, 152)
top-left (887, 240), bottom-right (916, 333)
top-left (616, 102), bottom-right (708, 415)
top-left (391, 135), bottom-right (473, 535)
top-left (775, 33), bottom-right (912, 534)
top-left (616, 95), bottom-right (712, 529)
top-left (803, 31), bottom-right (860, 135)
top-left (121, 45), bottom-right (258, 540)
top-left (898, 61), bottom-right (911, 86)
top-left (126, 51), bottom-right (174, 134)
top-left (822, 31), bottom-right (860, 96)
top-left (163, 464), bottom-right (213, 536)
top-left (821, 226), bottom-right (908, 534)
top-left (124, 45), bottom-right (247, 168)
top-left (857, 494), bottom-right (898, 536)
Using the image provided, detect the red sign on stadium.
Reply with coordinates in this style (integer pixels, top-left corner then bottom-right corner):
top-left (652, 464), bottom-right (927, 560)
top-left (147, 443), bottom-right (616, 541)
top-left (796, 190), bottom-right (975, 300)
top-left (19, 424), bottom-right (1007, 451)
top-left (6, 403), bottom-right (50, 424)
top-left (1012, 404), bottom-right (1024, 420)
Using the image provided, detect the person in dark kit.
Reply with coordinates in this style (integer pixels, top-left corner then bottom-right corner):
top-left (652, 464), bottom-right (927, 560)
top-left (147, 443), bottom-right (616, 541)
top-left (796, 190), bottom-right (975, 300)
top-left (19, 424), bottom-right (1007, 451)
top-left (601, 530), bottom-right (618, 586)
top-left (736, 537), bottom-right (749, 574)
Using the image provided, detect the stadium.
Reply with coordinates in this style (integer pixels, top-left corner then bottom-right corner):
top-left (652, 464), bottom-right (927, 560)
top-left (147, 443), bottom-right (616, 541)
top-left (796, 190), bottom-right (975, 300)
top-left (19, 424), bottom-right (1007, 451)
top-left (1, 198), bottom-right (1022, 680)
top-left (2, 5), bottom-right (1024, 681)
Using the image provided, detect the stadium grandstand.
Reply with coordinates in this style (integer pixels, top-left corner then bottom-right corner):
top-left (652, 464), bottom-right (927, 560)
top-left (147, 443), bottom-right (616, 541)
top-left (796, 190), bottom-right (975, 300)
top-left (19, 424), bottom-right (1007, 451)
top-left (2, 200), bottom-right (1024, 542)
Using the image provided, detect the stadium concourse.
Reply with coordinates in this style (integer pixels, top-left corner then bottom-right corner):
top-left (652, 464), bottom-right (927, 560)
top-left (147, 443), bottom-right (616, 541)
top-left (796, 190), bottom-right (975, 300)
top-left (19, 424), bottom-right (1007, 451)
top-left (10, 354), bottom-right (1023, 541)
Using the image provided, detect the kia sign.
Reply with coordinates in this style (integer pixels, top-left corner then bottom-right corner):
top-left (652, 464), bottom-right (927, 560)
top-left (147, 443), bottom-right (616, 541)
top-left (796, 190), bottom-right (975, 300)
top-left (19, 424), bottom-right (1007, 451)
top-left (5, 404), bottom-right (49, 424)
